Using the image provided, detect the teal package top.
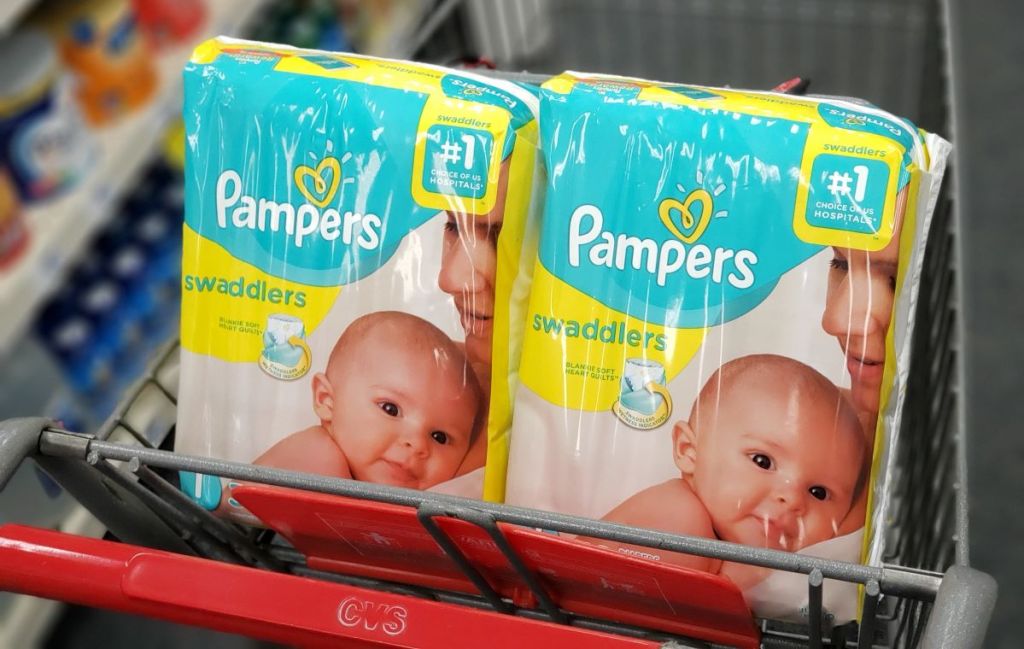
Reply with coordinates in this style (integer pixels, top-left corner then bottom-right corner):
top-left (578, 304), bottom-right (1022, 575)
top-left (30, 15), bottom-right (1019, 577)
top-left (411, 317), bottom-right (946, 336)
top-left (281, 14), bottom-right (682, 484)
top-left (538, 88), bottom-right (820, 327)
top-left (183, 46), bottom-right (534, 287)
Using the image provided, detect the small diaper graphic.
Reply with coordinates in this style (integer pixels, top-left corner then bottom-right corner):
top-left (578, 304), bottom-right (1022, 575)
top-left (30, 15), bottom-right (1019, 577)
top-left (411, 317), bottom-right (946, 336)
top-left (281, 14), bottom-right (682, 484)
top-left (258, 314), bottom-right (311, 380)
top-left (612, 358), bottom-right (672, 430)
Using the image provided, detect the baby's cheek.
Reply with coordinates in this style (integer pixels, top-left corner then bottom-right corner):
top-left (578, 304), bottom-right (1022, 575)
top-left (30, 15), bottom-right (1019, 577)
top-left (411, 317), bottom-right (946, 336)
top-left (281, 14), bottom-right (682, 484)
top-left (448, 446), bottom-right (469, 469)
top-left (815, 507), bottom-right (844, 538)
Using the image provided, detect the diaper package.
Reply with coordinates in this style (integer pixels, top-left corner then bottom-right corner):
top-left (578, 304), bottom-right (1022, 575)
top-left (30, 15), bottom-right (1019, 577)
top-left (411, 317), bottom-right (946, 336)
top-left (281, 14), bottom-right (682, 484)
top-left (176, 38), bottom-right (540, 517)
top-left (501, 72), bottom-right (950, 622)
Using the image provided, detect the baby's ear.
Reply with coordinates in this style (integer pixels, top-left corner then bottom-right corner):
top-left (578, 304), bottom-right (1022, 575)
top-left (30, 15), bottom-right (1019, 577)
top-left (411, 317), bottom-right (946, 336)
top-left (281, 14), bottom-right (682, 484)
top-left (672, 420), bottom-right (698, 475)
top-left (311, 372), bottom-right (334, 423)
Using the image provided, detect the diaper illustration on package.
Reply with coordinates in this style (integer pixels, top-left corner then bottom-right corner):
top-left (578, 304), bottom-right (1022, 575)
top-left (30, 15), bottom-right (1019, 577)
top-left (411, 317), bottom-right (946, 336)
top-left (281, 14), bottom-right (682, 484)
top-left (259, 314), bottom-right (311, 380)
top-left (501, 72), bottom-right (950, 622)
top-left (613, 358), bottom-right (671, 429)
top-left (176, 38), bottom-right (540, 516)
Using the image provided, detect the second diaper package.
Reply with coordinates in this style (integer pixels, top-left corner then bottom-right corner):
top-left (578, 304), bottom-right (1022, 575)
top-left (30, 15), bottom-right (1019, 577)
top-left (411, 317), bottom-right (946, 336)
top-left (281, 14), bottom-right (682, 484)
top-left (176, 38), bottom-right (540, 516)
top-left (502, 73), bottom-right (950, 621)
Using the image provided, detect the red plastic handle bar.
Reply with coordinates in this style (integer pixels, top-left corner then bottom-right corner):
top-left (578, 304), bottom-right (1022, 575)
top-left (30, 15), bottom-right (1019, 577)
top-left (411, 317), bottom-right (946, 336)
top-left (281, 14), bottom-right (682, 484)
top-left (0, 524), bottom-right (660, 649)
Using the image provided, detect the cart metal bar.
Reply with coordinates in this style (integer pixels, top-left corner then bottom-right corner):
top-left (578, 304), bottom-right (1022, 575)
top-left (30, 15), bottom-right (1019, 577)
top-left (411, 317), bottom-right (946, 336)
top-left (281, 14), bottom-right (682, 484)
top-left (856, 581), bottom-right (880, 649)
top-left (132, 465), bottom-right (279, 569)
top-left (89, 458), bottom-right (237, 563)
top-left (920, 566), bottom-right (997, 649)
top-left (25, 425), bottom-right (942, 600)
top-left (939, 0), bottom-right (971, 570)
top-left (0, 417), bottom-right (48, 490)
top-left (428, 503), bottom-right (568, 624)
top-left (807, 570), bottom-right (824, 649)
top-left (95, 340), bottom-right (180, 442)
top-left (415, 503), bottom-right (512, 614)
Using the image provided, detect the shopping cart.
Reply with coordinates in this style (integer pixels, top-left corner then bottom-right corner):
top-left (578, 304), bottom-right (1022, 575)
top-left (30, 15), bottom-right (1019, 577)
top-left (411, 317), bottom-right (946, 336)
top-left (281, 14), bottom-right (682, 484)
top-left (0, 0), bottom-right (995, 645)
top-left (0, 178), bottom-right (996, 649)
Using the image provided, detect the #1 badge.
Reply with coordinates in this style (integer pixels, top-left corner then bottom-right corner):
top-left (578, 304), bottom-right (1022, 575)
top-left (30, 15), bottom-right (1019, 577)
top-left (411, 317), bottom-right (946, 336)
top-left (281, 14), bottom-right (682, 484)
top-left (612, 358), bottom-right (672, 429)
top-left (259, 314), bottom-right (311, 380)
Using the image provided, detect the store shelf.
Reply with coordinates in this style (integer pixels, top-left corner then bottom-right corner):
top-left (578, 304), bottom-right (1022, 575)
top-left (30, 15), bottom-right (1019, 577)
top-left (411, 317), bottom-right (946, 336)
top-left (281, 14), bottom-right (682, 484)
top-left (0, 0), bottom-right (34, 35)
top-left (0, 0), bottom-right (269, 356)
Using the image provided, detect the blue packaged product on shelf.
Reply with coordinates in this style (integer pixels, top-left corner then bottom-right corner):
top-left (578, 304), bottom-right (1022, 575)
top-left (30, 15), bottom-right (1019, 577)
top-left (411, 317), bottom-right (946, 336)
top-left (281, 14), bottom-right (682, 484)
top-left (134, 208), bottom-right (178, 272)
top-left (106, 241), bottom-right (165, 344)
top-left (37, 308), bottom-right (110, 396)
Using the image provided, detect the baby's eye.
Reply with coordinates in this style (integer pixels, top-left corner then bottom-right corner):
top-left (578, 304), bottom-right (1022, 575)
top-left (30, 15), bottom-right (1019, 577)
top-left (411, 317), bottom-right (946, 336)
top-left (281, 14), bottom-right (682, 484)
top-left (430, 431), bottom-right (449, 445)
top-left (829, 257), bottom-right (849, 272)
top-left (750, 453), bottom-right (772, 470)
top-left (378, 401), bottom-right (400, 417)
top-left (809, 486), bottom-right (828, 501)
top-left (443, 219), bottom-right (459, 235)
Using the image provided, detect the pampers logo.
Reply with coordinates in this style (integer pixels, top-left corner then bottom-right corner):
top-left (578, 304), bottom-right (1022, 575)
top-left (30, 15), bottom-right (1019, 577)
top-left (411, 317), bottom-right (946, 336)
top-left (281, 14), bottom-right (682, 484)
top-left (567, 187), bottom-right (758, 289)
top-left (562, 185), bottom-right (763, 431)
top-left (448, 77), bottom-right (512, 107)
top-left (215, 155), bottom-right (384, 250)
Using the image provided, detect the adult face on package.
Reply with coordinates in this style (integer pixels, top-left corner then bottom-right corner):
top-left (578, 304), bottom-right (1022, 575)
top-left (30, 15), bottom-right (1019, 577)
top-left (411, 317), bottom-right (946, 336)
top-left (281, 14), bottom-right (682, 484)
top-left (437, 157), bottom-right (512, 473)
top-left (821, 185), bottom-right (908, 433)
top-left (438, 156), bottom-right (511, 387)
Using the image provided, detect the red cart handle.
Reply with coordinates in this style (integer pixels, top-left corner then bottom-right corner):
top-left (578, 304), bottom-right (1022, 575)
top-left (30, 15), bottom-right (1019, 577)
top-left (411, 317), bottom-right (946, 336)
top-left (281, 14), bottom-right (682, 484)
top-left (0, 524), bottom-right (660, 649)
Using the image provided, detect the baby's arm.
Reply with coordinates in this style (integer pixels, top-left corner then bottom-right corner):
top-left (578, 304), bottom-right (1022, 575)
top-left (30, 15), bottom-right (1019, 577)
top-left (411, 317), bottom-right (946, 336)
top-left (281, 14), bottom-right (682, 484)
top-left (216, 426), bottom-right (353, 516)
top-left (253, 425), bottom-right (352, 478)
top-left (587, 479), bottom-right (721, 573)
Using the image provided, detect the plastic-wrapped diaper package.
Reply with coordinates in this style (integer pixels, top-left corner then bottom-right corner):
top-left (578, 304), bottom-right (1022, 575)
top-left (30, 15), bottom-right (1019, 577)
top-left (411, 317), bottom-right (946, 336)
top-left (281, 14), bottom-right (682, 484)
top-left (176, 37), bottom-right (540, 520)
top-left (500, 72), bottom-right (950, 622)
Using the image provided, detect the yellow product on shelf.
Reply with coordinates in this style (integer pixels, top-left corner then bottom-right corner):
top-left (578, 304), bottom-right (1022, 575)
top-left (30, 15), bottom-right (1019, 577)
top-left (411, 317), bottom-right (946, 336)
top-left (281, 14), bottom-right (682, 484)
top-left (161, 118), bottom-right (185, 171)
top-left (0, 167), bottom-right (28, 268)
top-left (31, 0), bottom-right (158, 126)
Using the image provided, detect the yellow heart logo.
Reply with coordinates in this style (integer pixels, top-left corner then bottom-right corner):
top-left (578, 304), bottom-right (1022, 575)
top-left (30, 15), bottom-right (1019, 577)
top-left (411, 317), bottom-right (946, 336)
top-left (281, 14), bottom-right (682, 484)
top-left (293, 156), bottom-right (341, 208)
top-left (658, 189), bottom-right (713, 244)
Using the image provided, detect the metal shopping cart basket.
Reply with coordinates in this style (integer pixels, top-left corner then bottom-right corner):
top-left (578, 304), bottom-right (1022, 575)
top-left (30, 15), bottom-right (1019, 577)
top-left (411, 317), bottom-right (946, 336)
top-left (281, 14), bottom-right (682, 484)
top-left (0, 1), bottom-right (995, 647)
top-left (0, 211), bottom-right (997, 649)
top-left (0, 166), bottom-right (997, 649)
